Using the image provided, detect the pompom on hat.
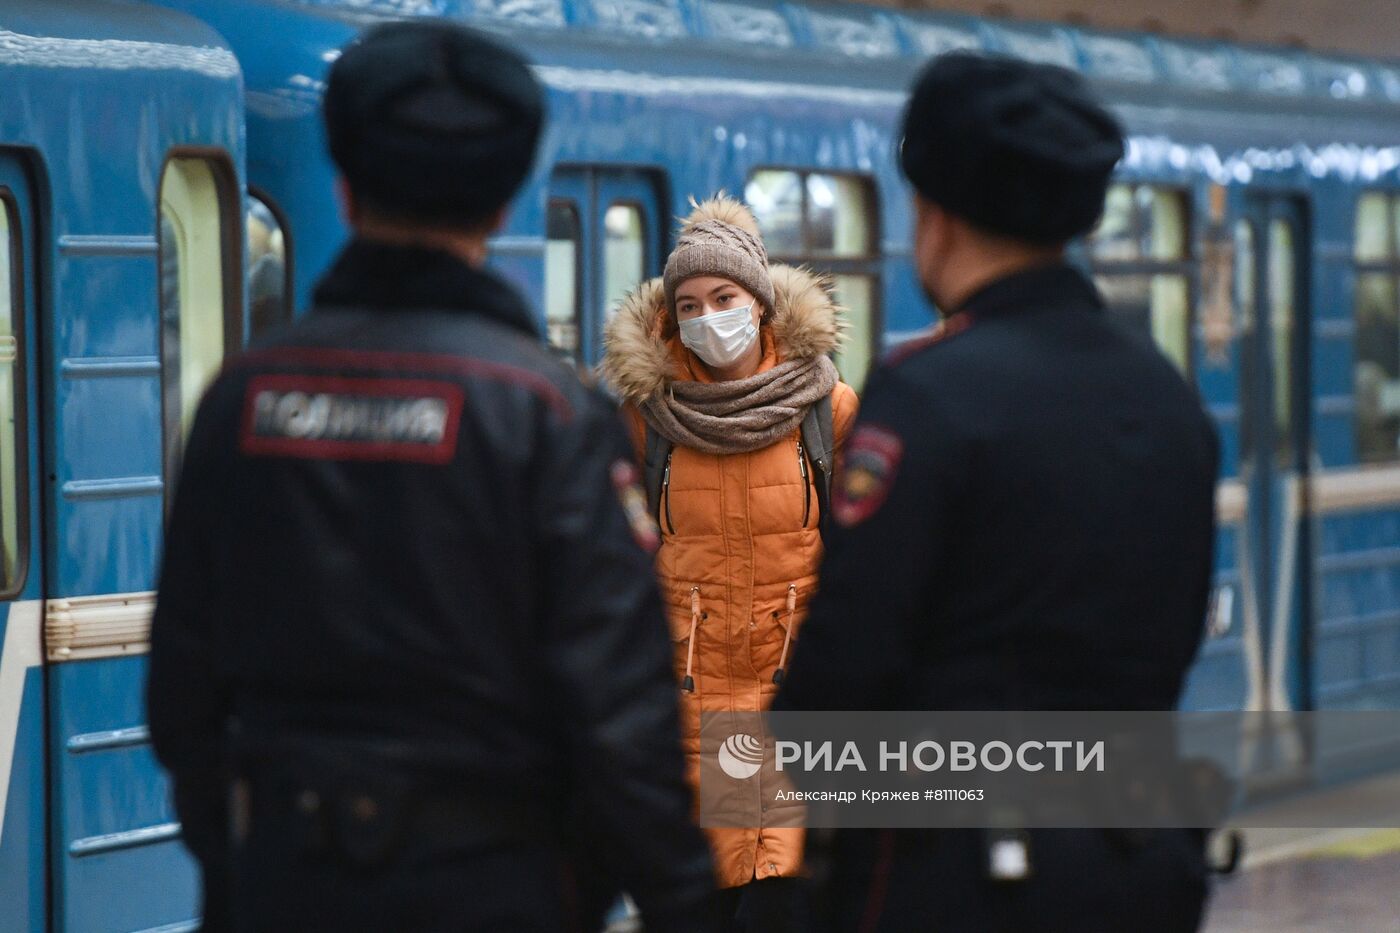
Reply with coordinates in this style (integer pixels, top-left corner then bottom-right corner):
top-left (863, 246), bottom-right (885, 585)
top-left (663, 195), bottom-right (776, 316)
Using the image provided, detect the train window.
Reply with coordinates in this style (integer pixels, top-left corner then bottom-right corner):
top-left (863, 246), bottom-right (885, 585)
top-left (1355, 193), bottom-right (1391, 262)
top-left (1089, 184), bottom-right (1193, 374)
top-left (604, 203), bottom-right (645, 323)
top-left (545, 200), bottom-right (582, 358)
top-left (248, 192), bottom-right (291, 339)
top-left (832, 275), bottom-right (874, 390)
top-left (807, 174), bottom-right (871, 256)
top-left (1268, 219), bottom-right (1295, 444)
top-left (0, 200), bottom-right (23, 592)
top-left (746, 169), bottom-right (880, 391)
top-left (1353, 191), bottom-right (1400, 462)
top-left (1235, 221), bottom-right (1256, 333)
top-left (159, 156), bottom-right (237, 491)
top-left (1237, 220), bottom-right (1261, 461)
top-left (745, 170), bottom-right (803, 254)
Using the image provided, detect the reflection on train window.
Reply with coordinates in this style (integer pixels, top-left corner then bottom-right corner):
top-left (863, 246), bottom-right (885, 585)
top-left (1090, 184), bottom-right (1193, 374)
top-left (247, 193), bottom-right (290, 339)
top-left (1355, 192), bottom-right (1391, 262)
top-left (604, 203), bottom-right (645, 324)
top-left (1268, 219), bottom-right (1295, 448)
top-left (1353, 191), bottom-right (1400, 462)
top-left (1236, 220), bottom-right (1263, 462)
top-left (746, 169), bottom-right (880, 391)
top-left (159, 156), bottom-right (236, 492)
top-left (0, 200), bottom-right (24, 593)
top-left (832, 275), bottom-right (873, 390)
top-left (1235, 221), bottom-right (1256, 332)
top-left (744, 170), bottom-right (803, 254)
top-left (806, 174), bottom-right (870, 256)
top-left (545, 200), bottom-right (582, 358)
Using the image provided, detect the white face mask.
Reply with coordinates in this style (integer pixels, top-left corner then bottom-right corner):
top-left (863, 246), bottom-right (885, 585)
top-left (678, 304), bottom-right (759, 369)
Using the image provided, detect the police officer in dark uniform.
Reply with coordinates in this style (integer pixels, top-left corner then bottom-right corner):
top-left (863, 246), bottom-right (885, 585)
top-left (774, 53), bottom-right (1219, 931)
top-left (147, 22), bottom-right (716, 933)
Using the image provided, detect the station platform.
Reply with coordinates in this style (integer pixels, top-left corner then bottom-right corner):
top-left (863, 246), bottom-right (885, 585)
top-left (1205, 768), bottom-right (1400, 932)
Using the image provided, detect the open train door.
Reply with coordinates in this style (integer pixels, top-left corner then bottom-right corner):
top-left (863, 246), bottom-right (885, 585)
top-left (0, 154), bottom-right (50, 933)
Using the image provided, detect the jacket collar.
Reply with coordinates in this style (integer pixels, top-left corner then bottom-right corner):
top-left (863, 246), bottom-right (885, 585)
top-left (312, 237), bottom-right (540, 338)
top-left (951, 261), bottom-right (1103, 321)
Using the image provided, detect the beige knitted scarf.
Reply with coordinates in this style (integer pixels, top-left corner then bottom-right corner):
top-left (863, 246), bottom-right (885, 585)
top-left (639, 355), bottom-right (838, 455)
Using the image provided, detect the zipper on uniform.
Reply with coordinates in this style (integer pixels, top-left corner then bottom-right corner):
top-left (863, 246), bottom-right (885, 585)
top-left (798, 442), bottom-right (810, 527)
top-left (661, 451), bottom-right (676, 534)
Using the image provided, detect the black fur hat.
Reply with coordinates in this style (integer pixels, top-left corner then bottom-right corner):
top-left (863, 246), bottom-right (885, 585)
top-left (900, 52), bottom-right (1124, 244)
top-left (324, 20), bottom-right (544, 226)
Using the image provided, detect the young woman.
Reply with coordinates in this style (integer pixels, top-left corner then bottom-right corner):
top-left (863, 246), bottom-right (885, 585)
top-left (602, 195), bottom-right (858, 930)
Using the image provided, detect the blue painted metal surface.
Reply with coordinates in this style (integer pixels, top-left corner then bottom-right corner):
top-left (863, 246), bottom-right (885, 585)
top-left (0, 153), bottom-right (53, 933)
top-left (0, 2), bottom-right (245, 931)
top-left (0, 666), bottom-right (46, 932)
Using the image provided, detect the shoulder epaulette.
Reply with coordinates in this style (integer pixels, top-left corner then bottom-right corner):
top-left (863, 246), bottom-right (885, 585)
top-left (883, 312), bottom-right (975, 367)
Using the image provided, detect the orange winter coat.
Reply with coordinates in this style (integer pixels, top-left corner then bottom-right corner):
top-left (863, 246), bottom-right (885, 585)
top-left (603, 266), bottom-right (858, 889)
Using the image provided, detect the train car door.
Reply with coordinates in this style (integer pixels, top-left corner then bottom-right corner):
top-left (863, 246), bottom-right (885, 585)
top-left (1238, 196), bottom-right (1315, 717)
top-left (593, 173), bottom-right (661, 353)
top-left (0, 156), bottom-right (49, 933)
top-left (44, 152), bottom-right (237, 933)
top-left (546, 168), bottom-right (663, 367)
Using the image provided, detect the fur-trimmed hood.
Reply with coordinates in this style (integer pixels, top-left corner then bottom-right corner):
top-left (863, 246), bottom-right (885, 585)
top-left (601, 263), bottom-right (846, 403)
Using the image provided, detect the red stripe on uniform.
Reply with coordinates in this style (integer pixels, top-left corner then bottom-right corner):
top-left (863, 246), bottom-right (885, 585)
top-left (884, 312), bottom-right (975, 367)
top-left (232, 346), bottom-right (575, 421)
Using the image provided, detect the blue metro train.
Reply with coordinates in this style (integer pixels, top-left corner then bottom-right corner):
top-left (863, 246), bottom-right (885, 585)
top-left (1, 0), bottom-right (1399, 928)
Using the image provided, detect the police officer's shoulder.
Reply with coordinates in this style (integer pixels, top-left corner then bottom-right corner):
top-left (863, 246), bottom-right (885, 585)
top-left (880, 312), bottom-right (979, 371)
top-left (873, 309), bottom-right (1007, 392)
top-left (859, 344), bottom-right (958, 430)
top-left (862, 315), bottom-right (1006, 444)
top-left (520, 342), bottom-right (617, 426)
top-left (1094, 309), bottom-right (1209, 404)
top-left (243, 318), bottom-right (305, 352)
top-left (431, 312), bottom-right (600, 424)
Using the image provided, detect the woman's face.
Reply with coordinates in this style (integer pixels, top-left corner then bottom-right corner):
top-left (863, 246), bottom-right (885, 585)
top-left (674, 276), bottom-right (761, 328)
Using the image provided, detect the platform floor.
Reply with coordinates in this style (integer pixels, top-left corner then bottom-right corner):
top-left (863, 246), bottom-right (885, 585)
top-left (1204, 769), bottom-right (1400, 932)
top-left (1204, 830), bottom-right (1400, 932)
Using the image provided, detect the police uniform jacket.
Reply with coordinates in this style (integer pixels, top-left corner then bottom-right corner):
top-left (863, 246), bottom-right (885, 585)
top-left (147, 239), bottom-right (715, 924)
top-left (776, 262), bottom-right (1220, 713)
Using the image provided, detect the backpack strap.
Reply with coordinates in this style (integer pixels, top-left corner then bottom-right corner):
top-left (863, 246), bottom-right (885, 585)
top-left (646, 395), bottom-right (834, 535)
top-left (642, 426), bottom-right (674, 518)
top-left (800, 394), bottom-right (836, 539)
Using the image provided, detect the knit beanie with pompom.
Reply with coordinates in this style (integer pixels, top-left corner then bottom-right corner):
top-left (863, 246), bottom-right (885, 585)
top-left (663, 195), bottom-right (775, 316)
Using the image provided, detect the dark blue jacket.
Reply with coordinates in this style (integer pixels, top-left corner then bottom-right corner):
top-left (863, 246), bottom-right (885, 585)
top-left (777, 263), bottom-right (1219, 713)
top-left (148, 239), bottom-right (714, 930)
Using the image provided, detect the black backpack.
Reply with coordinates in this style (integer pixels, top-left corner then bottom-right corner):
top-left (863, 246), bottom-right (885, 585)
top-left (642, 394), bottom-right (835, 540)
